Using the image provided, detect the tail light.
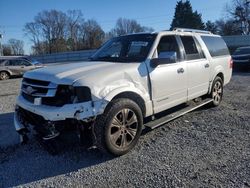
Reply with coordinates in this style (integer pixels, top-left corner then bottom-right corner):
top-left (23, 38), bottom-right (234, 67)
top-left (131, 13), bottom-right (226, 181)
top-left (229, 58), bottom-right (233, 69)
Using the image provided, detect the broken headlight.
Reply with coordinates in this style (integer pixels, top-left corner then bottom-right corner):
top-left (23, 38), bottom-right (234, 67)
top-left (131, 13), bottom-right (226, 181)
top-left (57, 85), bottom-right (92, 104)
top-left (42, 85), bottom-right (92, 106)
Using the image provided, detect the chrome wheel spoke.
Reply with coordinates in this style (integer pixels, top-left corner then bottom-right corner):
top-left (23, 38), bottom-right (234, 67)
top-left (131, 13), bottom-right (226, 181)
top-left (217, 95), bottom-right (221, 102)
top-left (126, 113), bottom-right (137, 126)
top-left (217, 88), bottom-right (222, 94)
top-left (110, 130), bottom-right (121, 144)
top-left (126, 128), bottom-right (136, 139)
top-left (121, 134), bottom-right (127, 147)
top-left (122, 109), bottom-right (129, 125)
top-left (112, 116), bottom-right (122, 127)
top-left (213, 91), bottom-right (217, 98)
top-left (214, 95), bottom-right (217, 102)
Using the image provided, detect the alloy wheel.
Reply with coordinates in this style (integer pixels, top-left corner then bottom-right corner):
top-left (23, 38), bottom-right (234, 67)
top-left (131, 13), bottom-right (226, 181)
top-left (108, 108), bottom-right (138, 148)
top-left (212, 81), bottom-right (222, 104)
top-left (0, 72), bottom-right (9, 80)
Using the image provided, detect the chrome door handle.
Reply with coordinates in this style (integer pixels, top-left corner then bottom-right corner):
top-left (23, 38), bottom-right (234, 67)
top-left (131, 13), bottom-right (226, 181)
top-left (205, 63), bottom-right (210, 68)
top-left (177, 68), bottom-right (184, 74)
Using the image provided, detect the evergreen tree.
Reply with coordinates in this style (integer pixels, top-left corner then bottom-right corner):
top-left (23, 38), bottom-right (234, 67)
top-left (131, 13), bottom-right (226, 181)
top-left (170, 0), bottom-right (205, 30)
top-left (205, 21), bottom-right (218, 34)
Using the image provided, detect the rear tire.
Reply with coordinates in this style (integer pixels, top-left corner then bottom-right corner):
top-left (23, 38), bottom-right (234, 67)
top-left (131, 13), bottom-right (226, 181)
top-left (209, 76), bottom-right (223, 107)
top-left (93, 98), bottom-right (143, 156)
top-left (0, 71), bottom-right (10, 80)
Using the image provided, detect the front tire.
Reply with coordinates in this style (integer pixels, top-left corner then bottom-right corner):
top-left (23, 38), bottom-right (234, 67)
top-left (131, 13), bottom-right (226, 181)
top-left (209, 76), bottom-right (223, 107)
top-left (93, 98), bottom-right (143, 156)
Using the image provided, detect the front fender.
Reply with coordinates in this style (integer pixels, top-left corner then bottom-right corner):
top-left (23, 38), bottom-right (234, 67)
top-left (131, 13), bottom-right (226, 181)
top-left (99, 80), bottom-right (152, 117)
top-left (104, 84), bottom-right (150, 102)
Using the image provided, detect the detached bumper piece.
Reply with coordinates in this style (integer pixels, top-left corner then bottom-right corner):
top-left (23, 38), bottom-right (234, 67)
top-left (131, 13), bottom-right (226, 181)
top-left (15, 106), bottom-right (61, 141)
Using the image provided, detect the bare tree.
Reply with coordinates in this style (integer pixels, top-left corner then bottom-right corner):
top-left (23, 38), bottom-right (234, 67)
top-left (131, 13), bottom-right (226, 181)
top-left (24, 10), bottom-right (68, 54)
top-left (2, 44), bottom-right (12, 56)
top-left (227, 0), bottom-right (250, 34)
top-left (8, 39), bottom-right (24, 55)
top-left (24, 22), bottom-right (44, 54)
top-left (111, 18), bottom-right (154, 37)
top-left (215, 19), bottom-right (242, 35)
top-left (80, 19), bottom-right (105, 49)
top-left (24, 10), bottom-right (155, 54)
top-left (67, 10), bottom-right (84, 51)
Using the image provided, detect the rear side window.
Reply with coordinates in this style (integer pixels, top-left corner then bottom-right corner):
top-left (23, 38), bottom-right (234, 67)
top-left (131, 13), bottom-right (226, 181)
top-left (5, 60), bottom-right (13, 66)
top-left (180, 36), bottom-right (201, 60)
top-left (6, 60), bottom-right (19, 66)
top-left (201, 36), bottom-right (229, 57)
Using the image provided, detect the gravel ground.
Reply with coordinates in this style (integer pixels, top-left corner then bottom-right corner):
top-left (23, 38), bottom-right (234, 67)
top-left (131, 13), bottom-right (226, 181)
top-left (0, 73), bottom-right (249, 188)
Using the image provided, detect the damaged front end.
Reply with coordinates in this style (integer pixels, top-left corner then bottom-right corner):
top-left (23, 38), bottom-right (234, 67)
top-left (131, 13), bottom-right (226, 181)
top-left (14, 77), bottom-right (108, 150)
top-left (15, 106), bottom-right (61, 142)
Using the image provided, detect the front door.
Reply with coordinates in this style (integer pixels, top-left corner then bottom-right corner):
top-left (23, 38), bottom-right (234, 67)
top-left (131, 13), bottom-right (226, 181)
top-left (148, 35), bottom-right (188, 114)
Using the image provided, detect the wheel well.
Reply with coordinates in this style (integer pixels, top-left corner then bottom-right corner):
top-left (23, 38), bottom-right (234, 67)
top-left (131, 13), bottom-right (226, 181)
top-left (0, 70), bottom-right (10, 75)
top-left (208, 72), bottom-right (224, 95)
top-left (216, 72), bottom-right (224, 84)
top-left (112, 92), bottom-right (146, 117)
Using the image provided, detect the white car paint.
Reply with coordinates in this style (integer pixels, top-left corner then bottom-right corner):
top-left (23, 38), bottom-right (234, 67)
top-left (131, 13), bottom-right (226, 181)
top-left (14, 30), bottom-right (232, 133)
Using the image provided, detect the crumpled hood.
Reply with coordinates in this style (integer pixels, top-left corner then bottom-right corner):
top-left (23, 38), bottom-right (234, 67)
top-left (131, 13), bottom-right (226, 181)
top-left (24, 61), bottom-right (140, 86)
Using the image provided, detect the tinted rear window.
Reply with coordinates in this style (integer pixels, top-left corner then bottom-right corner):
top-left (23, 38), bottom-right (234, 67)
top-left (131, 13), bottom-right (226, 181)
top-left (201, 36), bottom-right (229, 57)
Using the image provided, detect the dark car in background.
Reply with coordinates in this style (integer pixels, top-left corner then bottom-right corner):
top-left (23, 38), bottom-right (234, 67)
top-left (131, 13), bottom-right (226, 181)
top-left (232, 46), bottom-right (250, 71)
top-left (0, 56), bottom-right (45, 80)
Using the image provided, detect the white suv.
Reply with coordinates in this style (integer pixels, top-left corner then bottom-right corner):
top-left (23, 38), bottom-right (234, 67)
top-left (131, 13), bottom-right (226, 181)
top-left (14, 28), bottom-right (232, 155)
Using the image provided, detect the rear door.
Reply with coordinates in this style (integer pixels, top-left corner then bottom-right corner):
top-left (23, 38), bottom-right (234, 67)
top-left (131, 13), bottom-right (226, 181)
top-left (179, 35), bottom-right (210, 100)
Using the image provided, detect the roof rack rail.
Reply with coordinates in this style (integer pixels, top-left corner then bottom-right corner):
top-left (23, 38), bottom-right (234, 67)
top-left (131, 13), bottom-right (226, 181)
top-left (173, 28), bottom-right (212, 34)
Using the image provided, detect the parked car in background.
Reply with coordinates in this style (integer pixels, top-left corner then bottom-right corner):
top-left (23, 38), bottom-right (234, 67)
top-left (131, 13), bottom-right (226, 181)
top-left (232, 46), bottom-right (250, 71)
top-left (0, 56), bottom-right (45, 80)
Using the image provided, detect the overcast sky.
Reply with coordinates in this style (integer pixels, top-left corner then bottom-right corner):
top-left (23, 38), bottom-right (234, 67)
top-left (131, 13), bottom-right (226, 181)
top-left (0, 0), bottom-right (230, 54)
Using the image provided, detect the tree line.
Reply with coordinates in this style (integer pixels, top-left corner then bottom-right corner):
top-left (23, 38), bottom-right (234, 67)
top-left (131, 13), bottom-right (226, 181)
top-left (2, 39), bottom-right (24, 56)
top-left (2, 0), bottom-right (249, 56)
top-left (23, 10), bottom-right (153, 55)
top-left (171, 0), bottom-right (250, 35)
